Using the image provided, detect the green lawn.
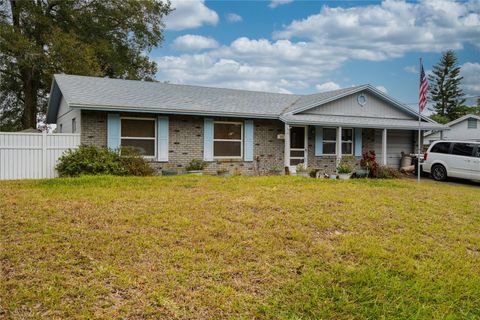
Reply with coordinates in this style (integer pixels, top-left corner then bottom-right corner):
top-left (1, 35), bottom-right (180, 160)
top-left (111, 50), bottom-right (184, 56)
top-left (1, 176), bottom-right (479, 319)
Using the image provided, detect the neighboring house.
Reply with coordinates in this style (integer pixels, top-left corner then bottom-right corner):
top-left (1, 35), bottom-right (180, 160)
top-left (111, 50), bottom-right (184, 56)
top-left (46, 74), bottom-right (445, 175)
top-left (424, 114), bottom-right (480, 145)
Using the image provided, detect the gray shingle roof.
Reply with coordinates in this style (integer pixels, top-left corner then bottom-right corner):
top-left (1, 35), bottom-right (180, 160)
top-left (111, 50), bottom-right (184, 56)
top-left (53, 74), bottom-right (300, 118)
top-left (47, 74), bottom-right (445, 130)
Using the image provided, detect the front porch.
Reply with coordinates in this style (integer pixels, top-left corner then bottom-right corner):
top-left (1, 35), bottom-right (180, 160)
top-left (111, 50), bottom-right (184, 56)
top-left (283, 124), bottom-right (423, 173)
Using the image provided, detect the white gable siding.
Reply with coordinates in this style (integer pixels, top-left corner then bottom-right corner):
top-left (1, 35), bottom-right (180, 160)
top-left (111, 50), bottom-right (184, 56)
top-left (57, 96), bottom-right (81, 133)
top-left (442, 118), bottom-right (480, 141)
top-left (302, 91), bottom-right (413, 120)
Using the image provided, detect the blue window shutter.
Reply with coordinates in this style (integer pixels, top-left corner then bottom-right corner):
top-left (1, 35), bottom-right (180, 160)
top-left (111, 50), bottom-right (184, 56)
top-left (315, 126), bottom-right (323, 156)
top-left (204, 118), bottom-right (214, 161)
top-left (355, 128), bottom-right (363, 157)
top-left (244, 120), bottom-right (254, 161)
top-left (157, 116), bottom-right (169, 162)
top-left (107, 113), bottom-right (120, 150)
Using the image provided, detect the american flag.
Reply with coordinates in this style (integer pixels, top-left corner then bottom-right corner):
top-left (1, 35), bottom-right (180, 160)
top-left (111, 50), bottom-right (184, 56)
top-left (419, 60), bottom-right (428, 113)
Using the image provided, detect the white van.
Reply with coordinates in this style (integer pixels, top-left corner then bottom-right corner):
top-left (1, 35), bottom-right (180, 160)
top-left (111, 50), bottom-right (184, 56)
top-left (423, 141), bottom-right (480, 181)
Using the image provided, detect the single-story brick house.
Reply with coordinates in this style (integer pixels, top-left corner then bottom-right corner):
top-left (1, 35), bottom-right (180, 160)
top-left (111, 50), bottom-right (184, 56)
top-left (46, 74), bottom-right (445, 175)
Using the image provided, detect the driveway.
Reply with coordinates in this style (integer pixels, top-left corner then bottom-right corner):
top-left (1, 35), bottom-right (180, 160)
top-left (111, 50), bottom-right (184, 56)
top-left (407, 174), bottom-right (480, 188)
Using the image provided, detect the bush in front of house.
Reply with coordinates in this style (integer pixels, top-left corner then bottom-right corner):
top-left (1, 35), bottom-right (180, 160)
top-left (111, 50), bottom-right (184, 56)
top-left (118, 147), bottom-right (156, 176)
top-left (185, 159), bottom-right (208, 171)
top-left (56, 145), bottom-right (154, 177)
top-left (360, 150), bottom-right (378, 178)
top-left (376, 166), bottom-right (401, 179)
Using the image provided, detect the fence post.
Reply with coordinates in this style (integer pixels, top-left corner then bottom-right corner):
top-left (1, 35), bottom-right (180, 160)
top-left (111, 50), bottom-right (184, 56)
top-left (42, 130), bottom-right (47, 178)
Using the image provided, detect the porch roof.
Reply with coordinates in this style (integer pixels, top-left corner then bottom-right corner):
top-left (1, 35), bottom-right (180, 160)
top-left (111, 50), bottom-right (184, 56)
top-left (280, 113), bottom-right (447, 130)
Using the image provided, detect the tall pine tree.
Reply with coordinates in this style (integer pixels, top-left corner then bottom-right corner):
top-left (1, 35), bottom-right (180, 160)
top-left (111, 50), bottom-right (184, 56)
top-left (428, 50), bottom-right (466, 123)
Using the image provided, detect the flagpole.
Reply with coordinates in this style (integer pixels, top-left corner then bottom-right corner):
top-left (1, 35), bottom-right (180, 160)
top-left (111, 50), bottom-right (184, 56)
top-left (417, 57), bottom-right (422, 183)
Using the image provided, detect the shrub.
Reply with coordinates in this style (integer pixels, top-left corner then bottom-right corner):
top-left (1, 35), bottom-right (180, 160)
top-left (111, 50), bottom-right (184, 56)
top-left (360, 150), bottom-right (378, 177)
top-left (186, 159), bottom-right (208, 171)
top-left (337, 159), bottom-right (353, 174)
top-left (376, 166), bottom-right (401, 179)
top-left (296, 163), bottom-right (307, 172)
top-left (56, 145), bottom-right (154, 177)
top-left (118, 147), bottom-right (155, 176)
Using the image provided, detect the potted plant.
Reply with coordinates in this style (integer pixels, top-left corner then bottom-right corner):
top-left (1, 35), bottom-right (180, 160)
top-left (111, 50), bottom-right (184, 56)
top-left (186, 159), bottom-right (208, 175)
top-left (337, 159), bottom-right (353, 180)
top-left (161, 169), bottom-right (177, 176)
top-left (295, 163), bottom-right (309, 177)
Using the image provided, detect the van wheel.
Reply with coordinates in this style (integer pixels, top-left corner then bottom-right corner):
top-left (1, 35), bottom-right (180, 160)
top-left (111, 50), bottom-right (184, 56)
top-left (431, 164), bottom-right (447, 181)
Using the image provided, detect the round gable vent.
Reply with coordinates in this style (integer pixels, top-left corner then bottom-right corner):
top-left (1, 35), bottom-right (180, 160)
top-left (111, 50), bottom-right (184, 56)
top-left (357, 93), bottom-right (367, 107)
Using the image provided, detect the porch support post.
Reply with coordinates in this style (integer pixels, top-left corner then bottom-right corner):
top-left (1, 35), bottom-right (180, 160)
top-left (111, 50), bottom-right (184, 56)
top-left (336, 126), bottom-right (342, 165)
top-left (382, 128), bottom-right (387, 166)
top-left (284, 123), bottom-right (290, 172)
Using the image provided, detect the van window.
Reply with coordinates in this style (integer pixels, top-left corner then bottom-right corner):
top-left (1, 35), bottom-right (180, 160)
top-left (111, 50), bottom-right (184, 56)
top-left (474, 147), bottom-right (480, 158)
top-left (451, 143), bottom-right (475, 157)
top-left (430, 142), bottom-right (450, 154)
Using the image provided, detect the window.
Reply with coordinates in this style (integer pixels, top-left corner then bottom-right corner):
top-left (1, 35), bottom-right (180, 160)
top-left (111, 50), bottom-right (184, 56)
top-left (120, 118), bottom-right (156, 157)
top-left (322, 128), bottom-right (353, 155)
top-left (72, 118), bottom-right (76, 133)
top-left (322, 128), bottom-right (336, 154)
top-left (474, 146), bottom-right (480, 158)
top-left (342, 128), bottom-right (353, 155)
top-left (451, 143), bottom-right (475, 157)
top-left (213, 122), bottom-right (243, 158)
top-left (430, 142), bottom-right (451, 154)
top-left (468, 118), bottom-right (477, 129)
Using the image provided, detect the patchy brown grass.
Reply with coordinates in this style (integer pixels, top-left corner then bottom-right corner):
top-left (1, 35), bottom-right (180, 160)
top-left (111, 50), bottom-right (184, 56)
top-left (1, 176), bottom-right (479, 319)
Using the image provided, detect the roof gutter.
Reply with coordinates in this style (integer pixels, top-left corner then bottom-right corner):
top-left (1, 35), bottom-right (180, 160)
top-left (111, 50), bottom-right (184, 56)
top-left (279, 115), bottom-right (448, 131)
top-left (69, 104), bottom-right (281, 120)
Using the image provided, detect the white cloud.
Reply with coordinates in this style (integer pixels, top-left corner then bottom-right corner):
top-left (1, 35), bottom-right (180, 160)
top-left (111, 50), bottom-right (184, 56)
top-left (315, 82), bottom-right (341, 92)
top-left (165, 0), bottom-right (218, 30)
top-left (274, 0), bottom-right (480, 60)
top-left (404, 66), bottom-right (418, 74)
top-left (269, 0), bottom-right (294, 9)
top-left (156, 37), bottom-right (347, 93)
top-left (375, 85), bottom-right (388, 94)
top-left (226, 13), bottom-right (242, 23)
top-left (461, 62), bottom-right (480, 99)
top-left (156, 1), bottom-right (480, 94)
top-left (172, 35), bottom-right (219, 51)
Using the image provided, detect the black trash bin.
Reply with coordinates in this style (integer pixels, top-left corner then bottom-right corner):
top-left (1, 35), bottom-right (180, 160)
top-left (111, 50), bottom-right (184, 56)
top-left (414, 157), bottom-right (428, 177)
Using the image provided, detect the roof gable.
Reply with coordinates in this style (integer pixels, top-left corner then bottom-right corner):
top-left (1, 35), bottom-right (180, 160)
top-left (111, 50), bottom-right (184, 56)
top-left (447, 114), bottom-right (480, 127)
top-left (299, 89), bottom-right (415, 120)
top-left (285, 85), bottom-right (433, 123)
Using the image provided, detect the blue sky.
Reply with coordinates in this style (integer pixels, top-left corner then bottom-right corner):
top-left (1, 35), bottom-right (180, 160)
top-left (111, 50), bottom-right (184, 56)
top-left (151, 0), bottom-right (480, 110)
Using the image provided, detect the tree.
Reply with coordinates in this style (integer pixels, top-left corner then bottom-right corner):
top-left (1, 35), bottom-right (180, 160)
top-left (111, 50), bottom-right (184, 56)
top-left (0, 0), bottom-right (172, 131)
top-left (428, 50), bottom-right (466, 123)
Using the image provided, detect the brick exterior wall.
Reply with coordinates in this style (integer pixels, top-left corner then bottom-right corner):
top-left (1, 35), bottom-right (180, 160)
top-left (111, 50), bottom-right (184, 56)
top-left (80, 111), bottom-right (285, 176)
top-left (79, 111), bottom-right (384, 175)
top-left (81, 111), bottom-right (107, 147)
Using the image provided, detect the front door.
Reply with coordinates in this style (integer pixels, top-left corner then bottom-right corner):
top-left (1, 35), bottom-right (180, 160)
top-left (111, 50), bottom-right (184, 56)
top-left (290, 126), bottom-right (307, 168)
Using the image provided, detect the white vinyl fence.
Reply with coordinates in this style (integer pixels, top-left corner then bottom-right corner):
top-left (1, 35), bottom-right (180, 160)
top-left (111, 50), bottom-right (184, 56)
top-left (0, 132), bottom-right (80, 180)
